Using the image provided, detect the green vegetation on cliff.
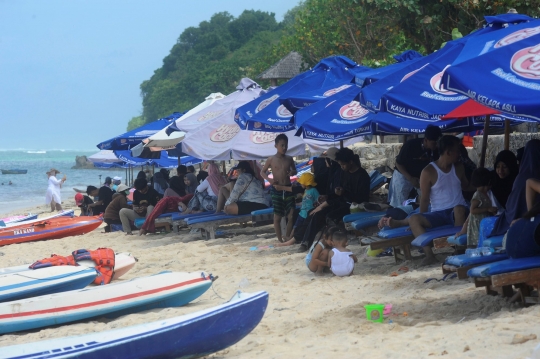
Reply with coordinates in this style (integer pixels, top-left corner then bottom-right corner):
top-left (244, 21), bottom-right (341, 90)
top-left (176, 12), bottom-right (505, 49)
top-left (129, 0), bottom-right (540, 130)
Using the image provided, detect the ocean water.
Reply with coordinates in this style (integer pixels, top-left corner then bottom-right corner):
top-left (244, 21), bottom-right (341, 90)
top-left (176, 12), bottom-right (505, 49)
top-left (0, 150), bottom-right (128, 215)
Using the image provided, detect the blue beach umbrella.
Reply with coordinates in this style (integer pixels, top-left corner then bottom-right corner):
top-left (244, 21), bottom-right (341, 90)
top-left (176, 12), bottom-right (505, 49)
top-left (97, 113), bottom-right (182, 150)
top-left (443, 25), bottom-right (540, 122)
top-left (354, 50), bottom-right (423, 88)
top-left (235, 56), bottom-right (365, 132)
top-left (293, 86), bottom-right (373, 142)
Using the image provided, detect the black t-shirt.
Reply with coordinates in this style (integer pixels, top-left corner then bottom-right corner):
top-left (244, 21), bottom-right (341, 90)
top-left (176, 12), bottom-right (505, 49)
top-left (133, 187), bottom-right (161, 207)
top-left (92, 186), bottom-right (113, 214)
top-left (340, 166), bottom-right (371, 204)
top-left (395, 138), bottom-right (439, 179)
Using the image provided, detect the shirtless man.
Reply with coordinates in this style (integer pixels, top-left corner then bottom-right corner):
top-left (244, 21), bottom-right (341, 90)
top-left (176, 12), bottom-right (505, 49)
top-left (383, 135), bottom-right (472, 265)
top-left (261, 134), bottom-right (297, 242)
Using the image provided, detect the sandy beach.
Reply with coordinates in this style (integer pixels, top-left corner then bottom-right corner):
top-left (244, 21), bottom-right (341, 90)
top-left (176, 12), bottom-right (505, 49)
top-left (1, 200), bottom-right (539, 359)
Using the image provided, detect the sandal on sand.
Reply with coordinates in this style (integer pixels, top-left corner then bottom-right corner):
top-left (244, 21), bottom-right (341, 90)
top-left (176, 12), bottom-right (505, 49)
top-left (424, 273), bottom-right (457, 283)
top-left (376, 248), bottom-right (393, 257)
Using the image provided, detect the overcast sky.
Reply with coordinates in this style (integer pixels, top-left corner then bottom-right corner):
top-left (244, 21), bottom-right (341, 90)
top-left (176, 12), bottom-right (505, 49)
top-left (0, 0), bottom-right (296, 151)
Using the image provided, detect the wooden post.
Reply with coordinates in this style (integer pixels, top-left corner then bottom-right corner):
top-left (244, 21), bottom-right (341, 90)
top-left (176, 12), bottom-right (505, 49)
top-left (504, 119), bottom-right (511, 150)
top-left (380, 135), bottom-right (385, 144)
top-left (479, 115), bottom-right (491, 168)
top-left (339, 140), bottom-right (344, 149)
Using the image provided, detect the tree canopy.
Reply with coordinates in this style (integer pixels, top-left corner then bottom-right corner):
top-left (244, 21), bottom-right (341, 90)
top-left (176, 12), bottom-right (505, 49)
top-left (128, 1), bottom-right (540, 130)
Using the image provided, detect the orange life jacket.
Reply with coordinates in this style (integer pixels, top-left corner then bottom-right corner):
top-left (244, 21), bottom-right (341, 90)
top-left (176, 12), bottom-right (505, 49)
top-left (29, 254), bottom-right (76, 269)
top-left (73, 248), bottom-right (115, 285)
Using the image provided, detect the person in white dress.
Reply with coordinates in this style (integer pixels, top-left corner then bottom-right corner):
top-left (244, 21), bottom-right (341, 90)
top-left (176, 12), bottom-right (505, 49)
top-left (45, 168), bottom-right (66, 212)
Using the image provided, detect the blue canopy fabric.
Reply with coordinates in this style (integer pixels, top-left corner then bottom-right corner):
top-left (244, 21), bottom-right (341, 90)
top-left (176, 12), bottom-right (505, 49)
top-left (444, 29), bottom-right (540, 122)
top-left (235, 56), bottom-right (364, 132)
top-left (393, 50), bottom-right (423, 63)
top-left (279, 66), bottom-right (370, 115)
top-left (97, 113), bottom-right (183, 150)
top-left (113, 150), bottom-right (202, 169)
top-left (381, 42), bottom-right (471, 121)
top-left (293, 86), bottom-right (372, 141)
top-left (449, 20), bottom-right (540, 69)
top-left (354, 61), bottom-right (415, 88)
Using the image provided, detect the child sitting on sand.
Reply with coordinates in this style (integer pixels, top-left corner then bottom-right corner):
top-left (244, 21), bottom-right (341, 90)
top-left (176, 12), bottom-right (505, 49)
top-left (328, 230), bottom-right (357, 277)
top-left (306, 225), bottom-right (338, 275)
top-left (275, 172), bottom-right (319, 247)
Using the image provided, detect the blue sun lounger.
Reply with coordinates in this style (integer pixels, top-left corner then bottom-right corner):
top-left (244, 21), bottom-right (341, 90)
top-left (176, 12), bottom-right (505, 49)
top-left (468, 256), bottom-right (540, 302)
top-left (442, 217), bottom-right (507, 279)
top-left (365, 224), bottom-right (455, 262)
top-left (134, 211), bottom-right (217, 232)
top-left (343, 211), bottom-right (386, 231)
top-left (186, 213), bottom-right (253, 240)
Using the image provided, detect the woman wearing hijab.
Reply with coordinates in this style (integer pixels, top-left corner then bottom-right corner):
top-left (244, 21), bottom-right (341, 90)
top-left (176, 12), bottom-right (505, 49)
top-left (184, 172), bottom-right (198, 195)
top-left (490, 150), bottom-right (519, 209)
top-left (152, 170), bottom-right (169, 196)
top-left (490, 139), bottom-right (540, 238)
top-left (164, 176), bottom-right (186, 197)
top-left (181, 163), bottom-right (227, 214)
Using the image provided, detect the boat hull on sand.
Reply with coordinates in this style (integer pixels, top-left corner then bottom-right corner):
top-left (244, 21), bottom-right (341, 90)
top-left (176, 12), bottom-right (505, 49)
top-left (0, 216), bottom-right (102, 246)
top-left (0, 266), bottom-right (98, 302)
top-left (0, 290), bottom-right (268, 359)
top-left (0, 252), bottom-right (137, 281)
top-left (0, 271), bottom-right (212, 334)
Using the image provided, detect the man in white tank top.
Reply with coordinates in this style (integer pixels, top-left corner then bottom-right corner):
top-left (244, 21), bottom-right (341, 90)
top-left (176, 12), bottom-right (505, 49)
top-left (409, 135), bottom-right (473, 265)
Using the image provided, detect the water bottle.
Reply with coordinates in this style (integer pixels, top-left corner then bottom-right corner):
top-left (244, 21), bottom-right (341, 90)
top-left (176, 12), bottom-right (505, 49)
top-left (480, 247), bottom-right (493, 256)
top-left (466, 248), bottom-right (480, 257)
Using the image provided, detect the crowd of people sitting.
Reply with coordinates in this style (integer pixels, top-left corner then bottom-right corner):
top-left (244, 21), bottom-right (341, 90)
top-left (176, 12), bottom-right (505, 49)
top-left (75, 131), bottom-right (540, 275)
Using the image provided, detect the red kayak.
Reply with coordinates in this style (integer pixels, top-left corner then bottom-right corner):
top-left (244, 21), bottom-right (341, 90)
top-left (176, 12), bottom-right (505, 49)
top-left (0, 216), bottom-right (103, 246)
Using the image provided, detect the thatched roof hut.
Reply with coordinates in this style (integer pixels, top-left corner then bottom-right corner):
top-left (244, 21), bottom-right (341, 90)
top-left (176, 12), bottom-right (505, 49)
top-left (257, 51), bottom-right (304, 86)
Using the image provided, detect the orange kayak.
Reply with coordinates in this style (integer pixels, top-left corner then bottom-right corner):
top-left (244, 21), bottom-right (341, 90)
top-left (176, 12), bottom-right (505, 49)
top-left (0, 216), bottom-right (103, 246)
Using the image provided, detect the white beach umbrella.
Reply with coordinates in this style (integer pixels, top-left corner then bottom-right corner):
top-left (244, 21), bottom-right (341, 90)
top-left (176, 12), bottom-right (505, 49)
top-left (142, 92), bottom-right (226, 151)
top-left (87, 150), bottom-right (121, 164)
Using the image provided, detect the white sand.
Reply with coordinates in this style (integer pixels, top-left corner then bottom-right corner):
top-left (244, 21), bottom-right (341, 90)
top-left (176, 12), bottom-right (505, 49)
top-left (1, 200), bottom-right (540, 358)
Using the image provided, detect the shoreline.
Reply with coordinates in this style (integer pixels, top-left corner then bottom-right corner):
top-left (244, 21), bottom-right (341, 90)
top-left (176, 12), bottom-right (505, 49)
top-left (0, 201), bottom-right (539, 358)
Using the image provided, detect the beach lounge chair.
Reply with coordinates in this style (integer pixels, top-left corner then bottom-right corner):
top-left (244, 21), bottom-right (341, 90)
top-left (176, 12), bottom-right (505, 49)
top-left (365, 225), bottom-right (457, 262)
top-left (186, 213), bottom-right (252, 240)
top-left (134, 212), bottom-right (216, 233)
top-left (468, 256), bottom-right (540, 303)
top-left (343, 211), bottom-right (386, 232)
top-left (441, 217), bottom-right (506, 279)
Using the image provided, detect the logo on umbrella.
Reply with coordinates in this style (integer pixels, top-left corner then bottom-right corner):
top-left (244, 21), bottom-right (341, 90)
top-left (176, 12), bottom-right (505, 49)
top-left (198, 110), bottom-right (225, 122)
top-left (256, 94), bottom-right (279, 113)
top-left (323, 84), bottom-right (352, 97)
top-left (276, 104), bottom-right (292, 118)
top-left (495, 26), bottom-right (540, 48)
top-left (209, 124), bottom-right (240, 142)
top-left (401, 63), bottom-right (429, 83)
top-left (430, 66), bottom-right (458, 95)
top-left (250, 131), bottom-right (278, 144)
top-left (511, 44), bottom-right (540, 79)
top-left (339, 101), bottom-right (369, 120)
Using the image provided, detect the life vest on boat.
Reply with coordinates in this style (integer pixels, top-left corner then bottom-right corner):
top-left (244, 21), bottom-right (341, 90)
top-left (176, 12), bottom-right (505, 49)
top-left (72, 248), bottom-right (116, 285)
top-left (29, 254), bottom-right (76, 269)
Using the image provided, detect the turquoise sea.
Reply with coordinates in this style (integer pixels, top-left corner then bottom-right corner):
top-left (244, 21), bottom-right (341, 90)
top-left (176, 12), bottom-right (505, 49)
top-left (0, 150), bottom-right (127, 215)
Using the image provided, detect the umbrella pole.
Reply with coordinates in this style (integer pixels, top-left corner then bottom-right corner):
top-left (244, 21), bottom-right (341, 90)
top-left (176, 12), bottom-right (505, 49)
top-left (504, 119), bottom-right (510, 150)
top-left (178, 156), bottom-right (181, 167)
top-left (339, 140), bottom-right (344, 149)
top-left (479, 115), bottom-right (491, 168)
top-left (222, 161), bottom-right (226, 176)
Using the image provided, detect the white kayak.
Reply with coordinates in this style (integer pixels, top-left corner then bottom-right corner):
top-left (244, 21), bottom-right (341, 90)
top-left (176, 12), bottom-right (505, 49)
top-left (0, 266), bottom-right (98, 302)
top-left (0, 271), bottom-right (213, 334)
top-left (0, 252), bottom-right (137, 280)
